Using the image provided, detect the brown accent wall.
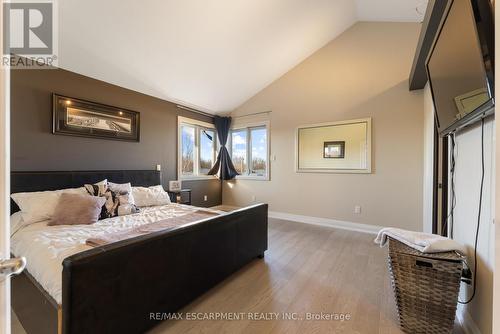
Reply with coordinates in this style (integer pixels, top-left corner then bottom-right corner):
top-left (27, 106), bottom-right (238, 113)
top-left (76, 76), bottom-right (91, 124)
top-left (10, 68), bottom-right (221, 207)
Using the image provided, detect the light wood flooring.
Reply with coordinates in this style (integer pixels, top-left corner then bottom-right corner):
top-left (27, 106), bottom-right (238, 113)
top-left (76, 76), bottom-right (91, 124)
top-left (13, 218), bottom-right (464, 334)
top-left (150, 218), bottom-right (463, 334)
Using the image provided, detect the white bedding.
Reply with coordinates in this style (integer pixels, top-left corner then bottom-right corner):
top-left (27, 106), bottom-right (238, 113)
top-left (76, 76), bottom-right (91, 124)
top-left (10, 203), bottom-right (221, 304)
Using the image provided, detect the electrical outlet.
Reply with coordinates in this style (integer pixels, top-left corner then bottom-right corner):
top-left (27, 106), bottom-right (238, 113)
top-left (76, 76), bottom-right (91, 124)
top-left (251, 195), bottom-right (256, 202)
top-left (354, 205), bottom-right (362, 214)
top-left (203, 195), bottom-right (208, 201)
top-left (156, 164), bottom-right (161, 171)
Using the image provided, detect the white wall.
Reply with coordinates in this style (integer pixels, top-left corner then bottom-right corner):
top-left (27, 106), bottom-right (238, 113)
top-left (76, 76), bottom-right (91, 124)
top-left (493, 0), bottom-right (499, 332)
top-left (439, 110), bottom-right (495, 334)
top-left (224, 22), bottom-right (424, 231)
top-left (423, 83), bottom-right (435, 233)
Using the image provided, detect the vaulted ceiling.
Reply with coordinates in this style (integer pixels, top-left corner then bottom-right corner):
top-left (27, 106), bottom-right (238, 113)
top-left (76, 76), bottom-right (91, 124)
top-left (58, 0), bottom-right (427, 113)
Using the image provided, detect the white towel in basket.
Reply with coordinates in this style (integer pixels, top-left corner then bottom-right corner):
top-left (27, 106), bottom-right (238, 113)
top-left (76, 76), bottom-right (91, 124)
top-left (374, 227), bottom-right (467, 255)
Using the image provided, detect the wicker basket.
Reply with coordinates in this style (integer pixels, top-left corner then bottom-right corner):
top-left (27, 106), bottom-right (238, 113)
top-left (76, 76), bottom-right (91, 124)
top-left (387, 237), bottom-right (464, 334)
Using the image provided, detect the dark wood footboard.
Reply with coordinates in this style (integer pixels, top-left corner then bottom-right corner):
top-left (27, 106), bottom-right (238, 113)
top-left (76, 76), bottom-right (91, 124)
top-left (61, 204), bottom-right (268, 334)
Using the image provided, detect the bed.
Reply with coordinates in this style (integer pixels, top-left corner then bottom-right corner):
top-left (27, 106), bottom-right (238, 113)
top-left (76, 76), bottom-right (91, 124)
top-left (10, 170), bottom-right (268, 334)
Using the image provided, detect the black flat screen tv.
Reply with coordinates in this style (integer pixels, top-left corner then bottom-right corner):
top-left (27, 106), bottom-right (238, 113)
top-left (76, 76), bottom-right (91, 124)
top-left (426, 0), bottom-right (494, 136)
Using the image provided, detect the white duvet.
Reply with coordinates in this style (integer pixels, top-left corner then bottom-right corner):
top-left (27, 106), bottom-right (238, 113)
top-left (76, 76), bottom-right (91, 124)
top-left (10, 203), bottom-right (220, 304)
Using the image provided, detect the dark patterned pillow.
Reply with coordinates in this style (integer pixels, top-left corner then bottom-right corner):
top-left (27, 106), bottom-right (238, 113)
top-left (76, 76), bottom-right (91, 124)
top-left (115, 191), bottom-right (140, 216)
top-left (84, 180), bottom-right (139, 219)
top-left (84, 180), bottom-right (108, 197)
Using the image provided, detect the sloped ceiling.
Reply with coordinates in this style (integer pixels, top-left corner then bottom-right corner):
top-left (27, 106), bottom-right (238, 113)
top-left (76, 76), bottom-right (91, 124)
top-left (58, 0), bottom-right (426, 113)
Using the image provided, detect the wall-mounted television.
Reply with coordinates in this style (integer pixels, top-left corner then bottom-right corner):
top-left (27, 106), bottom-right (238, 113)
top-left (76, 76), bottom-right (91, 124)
top-left (426, 0), bottom-right (494, 136)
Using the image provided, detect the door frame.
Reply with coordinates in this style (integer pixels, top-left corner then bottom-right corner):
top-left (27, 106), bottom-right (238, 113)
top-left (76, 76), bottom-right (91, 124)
top-left (432, 125), bottom-right (449, 237)
top-left (0, 0), bottom-right (11, 331)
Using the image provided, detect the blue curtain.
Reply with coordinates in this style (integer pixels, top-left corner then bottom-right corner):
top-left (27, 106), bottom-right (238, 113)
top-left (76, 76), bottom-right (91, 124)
top-left (207, 116), bottom-right (239, 180)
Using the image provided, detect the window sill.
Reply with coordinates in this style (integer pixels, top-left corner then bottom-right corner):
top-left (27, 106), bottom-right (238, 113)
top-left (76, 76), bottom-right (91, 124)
top-left (234, 175), bottom-right (269, 181)
top-left (180, 175), bottom-right (217, 181)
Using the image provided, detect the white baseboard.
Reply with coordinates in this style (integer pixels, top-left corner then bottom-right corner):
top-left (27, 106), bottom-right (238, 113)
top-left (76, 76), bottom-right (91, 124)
top-left (457, 305), bottom-right (482, 334)
top-left (268, 211), bottom-right (383, 235)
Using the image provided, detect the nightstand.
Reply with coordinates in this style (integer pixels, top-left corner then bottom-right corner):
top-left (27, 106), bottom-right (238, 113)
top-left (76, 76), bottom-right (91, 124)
top-left (167, 189), bottom-right (192, 205)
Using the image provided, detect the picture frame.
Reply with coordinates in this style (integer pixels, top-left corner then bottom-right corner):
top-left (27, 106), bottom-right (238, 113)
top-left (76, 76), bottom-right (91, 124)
top-left (323, 141), bottom-right (345, 159)
top-left (169, 180), bottom-right (182, 192)
top-left (52, 94), bottom-right (140, 141)
top-left (295, 117), bottom-right (372, 174)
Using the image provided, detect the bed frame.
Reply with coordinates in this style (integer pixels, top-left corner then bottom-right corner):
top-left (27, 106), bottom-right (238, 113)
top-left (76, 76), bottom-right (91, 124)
top-left (10, 170), bottom-right (268, 334)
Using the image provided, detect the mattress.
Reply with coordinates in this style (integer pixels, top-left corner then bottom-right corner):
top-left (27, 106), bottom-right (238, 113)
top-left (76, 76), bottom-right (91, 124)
top-left (10, 203), bottom-right (221, 304)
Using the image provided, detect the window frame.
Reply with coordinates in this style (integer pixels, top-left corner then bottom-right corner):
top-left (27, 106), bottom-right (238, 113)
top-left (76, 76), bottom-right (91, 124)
top-left (178, 116), bottom-right (217, 181)
top-left (230, 128), bottom-right (249, 175)
top-left (229, 121), bottom-right (270, 181)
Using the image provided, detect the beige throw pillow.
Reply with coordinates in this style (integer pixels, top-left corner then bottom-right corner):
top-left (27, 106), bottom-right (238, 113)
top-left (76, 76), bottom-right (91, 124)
top-left (49, 193), bottom-right (106, 226)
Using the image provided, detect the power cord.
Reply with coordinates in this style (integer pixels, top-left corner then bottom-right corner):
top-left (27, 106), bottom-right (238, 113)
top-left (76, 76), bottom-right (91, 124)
top-left (458, 117), bottom-right (485, 305)
top-left (443, 133), bottom-right (456, 237)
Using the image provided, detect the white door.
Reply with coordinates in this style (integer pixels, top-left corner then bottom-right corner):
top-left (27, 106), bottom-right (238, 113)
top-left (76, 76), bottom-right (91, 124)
top-left (0, 0), bottom-right (9, 329)
top-left (0, 0), bottom-right (11, 331)
top-left (0, 4), bottom-right (9, 331)
top-left (0, 3), bottom-right (25, 333)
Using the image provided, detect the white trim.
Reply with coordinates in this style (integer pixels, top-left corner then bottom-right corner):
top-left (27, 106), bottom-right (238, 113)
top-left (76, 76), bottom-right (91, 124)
top-left (295, 117), bottom-right (372, 174)
top-left (0, 1), bottom-right (10, 330)
top-left (456, 305), bottom-right (481, 334)
top-left (268, 211), bottom-right (382, 235)
top-left (178, 116), bottom-right (214, 128)
top-left (235, 175), bottom-right (269, 181)
top-left (232, 120), bottom-right (270, 129)
top-left (180, 176), bottom-right (217, 181)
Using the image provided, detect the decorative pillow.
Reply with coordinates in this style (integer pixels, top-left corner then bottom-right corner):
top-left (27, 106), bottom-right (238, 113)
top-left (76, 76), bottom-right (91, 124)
top-left (108, 182), bottom-right (135, 205)
top-left (83, 179), bottom-right (108, 197)
top-left (132, 185), bottom-right (171, 207)
top-left (49, 193), bottom-right (106, 226)
top-left (11, 187), bottom-right (88, 225)
top-left (85, 180), bottom-right (139, 219)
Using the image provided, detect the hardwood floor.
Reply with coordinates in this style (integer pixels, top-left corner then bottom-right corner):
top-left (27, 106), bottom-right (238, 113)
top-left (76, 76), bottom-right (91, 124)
top-left (149, 218), bottom-right (406, 334)
top-left (12, 218), bottom-right (465, 334)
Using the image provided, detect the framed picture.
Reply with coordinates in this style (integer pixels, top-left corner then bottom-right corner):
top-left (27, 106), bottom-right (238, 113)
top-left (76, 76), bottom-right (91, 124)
top-left (323, 141), bottom-right (345, 159)
top-left (296, 118), bottom-right (371, 173)
top-left (52, 94), bottom-right (140, 141)
top-left (169, 180), bottom-right (182, 192)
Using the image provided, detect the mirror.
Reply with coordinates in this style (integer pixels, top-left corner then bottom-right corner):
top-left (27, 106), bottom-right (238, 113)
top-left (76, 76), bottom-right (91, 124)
top-left (296, 118), bottom-right (371, 173)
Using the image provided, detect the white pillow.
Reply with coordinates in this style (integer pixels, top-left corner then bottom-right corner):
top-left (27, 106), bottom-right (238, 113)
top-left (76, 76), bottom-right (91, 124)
top-left (132, 185), bottom-right (171, 207)
top-left (10, 211), bottom-right (24, 236)
top-left (11, 187), bottom-right (87, 225)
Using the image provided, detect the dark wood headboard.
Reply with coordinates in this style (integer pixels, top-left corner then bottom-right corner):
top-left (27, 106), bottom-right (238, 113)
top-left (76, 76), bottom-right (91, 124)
top-left (10, 170), bottom-right (162, 213)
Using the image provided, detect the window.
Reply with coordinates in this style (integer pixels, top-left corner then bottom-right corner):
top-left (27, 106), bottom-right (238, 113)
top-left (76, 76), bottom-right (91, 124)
top-left (179, 117), bottom-right (217, 179)
top-left (230, 124), bottom-right (269, 180)
top-left (199, 129), bottom-right (215, 174)
top-left (181, 125), bottom-right (195, 175)
top-left (231, 129), bottom-right (247, 174)
top-left (250, 127), bottom-right (267, 176)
